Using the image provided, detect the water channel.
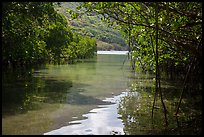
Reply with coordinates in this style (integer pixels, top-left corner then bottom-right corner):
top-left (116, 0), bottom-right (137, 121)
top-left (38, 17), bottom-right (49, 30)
top-left (2, 51), bottom-right (137, 135)
top-left (3, 51), bottom-right (197, 135)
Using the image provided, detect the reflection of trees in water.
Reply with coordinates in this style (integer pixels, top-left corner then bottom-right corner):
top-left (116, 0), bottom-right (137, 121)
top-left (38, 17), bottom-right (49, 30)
top-left (118, 92), bottom-right (153, 135)
top-left (2, 68), bottom-right (73, 117)
top-left (118, 77), bottom-right (202, 135)
top-left (2, 66), bottom-right (112, 117)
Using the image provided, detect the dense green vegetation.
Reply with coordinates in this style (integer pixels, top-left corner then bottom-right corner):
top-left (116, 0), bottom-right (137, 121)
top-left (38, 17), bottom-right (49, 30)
top-left (54, 2), bottom-right (128, 51)
top-left (2, 2), bottom-right (202, 135)
top-left (2, 2), bottom-right (97, 66)
top-left (79, 2), bottom-right (202, 134)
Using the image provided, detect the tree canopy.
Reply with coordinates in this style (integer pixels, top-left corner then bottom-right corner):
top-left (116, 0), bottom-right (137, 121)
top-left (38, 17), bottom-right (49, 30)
top-left (2, 2), bottom-right (97, 66)
top-left (78, 1), bottom-right (202, 128)
top-left (78, 2), bottom-right (202, 79)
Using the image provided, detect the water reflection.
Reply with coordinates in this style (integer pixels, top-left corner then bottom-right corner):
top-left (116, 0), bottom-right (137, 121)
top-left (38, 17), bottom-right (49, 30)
top-left (2, 67), bottom-right (73, 117)
top-left (2, 53), bottom-right (130, 135)
top-left (44, 92), bottom-right (133, 135)
top-left (118, 71), bottom-right (202, 135)
top-left (118, 91), bottom-right (153, 135)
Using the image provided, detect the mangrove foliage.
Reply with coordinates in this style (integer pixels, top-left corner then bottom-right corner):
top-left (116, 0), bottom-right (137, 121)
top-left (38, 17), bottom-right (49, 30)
top-left (2, 2), bottom-right (97, 66)
top-left (78, 2), bottom-right (202, 134)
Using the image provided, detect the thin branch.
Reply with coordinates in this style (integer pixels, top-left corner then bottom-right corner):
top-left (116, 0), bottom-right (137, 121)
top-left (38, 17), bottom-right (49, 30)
top-left (174, 56), bottom-right (195, 116)
top-left (145, 2), bottom-right (202, 20)
top-left (128, 2), bottom-right (150, 25)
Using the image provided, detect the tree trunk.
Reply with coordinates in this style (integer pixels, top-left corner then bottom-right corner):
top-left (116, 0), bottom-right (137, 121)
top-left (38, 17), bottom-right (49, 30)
top-left (152, 2), bottom-right (168, 126)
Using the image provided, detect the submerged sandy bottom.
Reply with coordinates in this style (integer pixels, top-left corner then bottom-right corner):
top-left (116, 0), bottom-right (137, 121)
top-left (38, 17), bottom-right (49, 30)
top-left (44, 91), bottom-right (138, 135)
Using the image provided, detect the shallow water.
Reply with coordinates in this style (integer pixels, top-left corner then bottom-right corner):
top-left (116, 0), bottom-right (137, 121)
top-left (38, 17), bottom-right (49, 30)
top-left (2, 51), bottom-right (134, 135)
top-left (44, 92), bottom-right (137, 135)
top-left (3, 51), bottom-right (201, 135)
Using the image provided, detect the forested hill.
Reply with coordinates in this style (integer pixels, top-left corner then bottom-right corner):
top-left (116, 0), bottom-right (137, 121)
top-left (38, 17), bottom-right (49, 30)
top-left (54, 2), bottom-right (128, 51)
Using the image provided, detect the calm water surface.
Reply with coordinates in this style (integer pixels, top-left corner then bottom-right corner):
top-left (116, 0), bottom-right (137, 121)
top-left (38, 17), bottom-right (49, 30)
top-left (44, 92), bottom-right (137, 135)
top-left (2, 51), bottom-right (138, 135)
top-left (3, 51), bottom-right (195, 135)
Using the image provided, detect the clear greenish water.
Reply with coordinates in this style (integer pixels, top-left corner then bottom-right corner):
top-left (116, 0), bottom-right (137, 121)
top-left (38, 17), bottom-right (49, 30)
top-left (3, 51), bottom-right (200, 135)
top-left (2, 52), bottom-right (133, 135)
